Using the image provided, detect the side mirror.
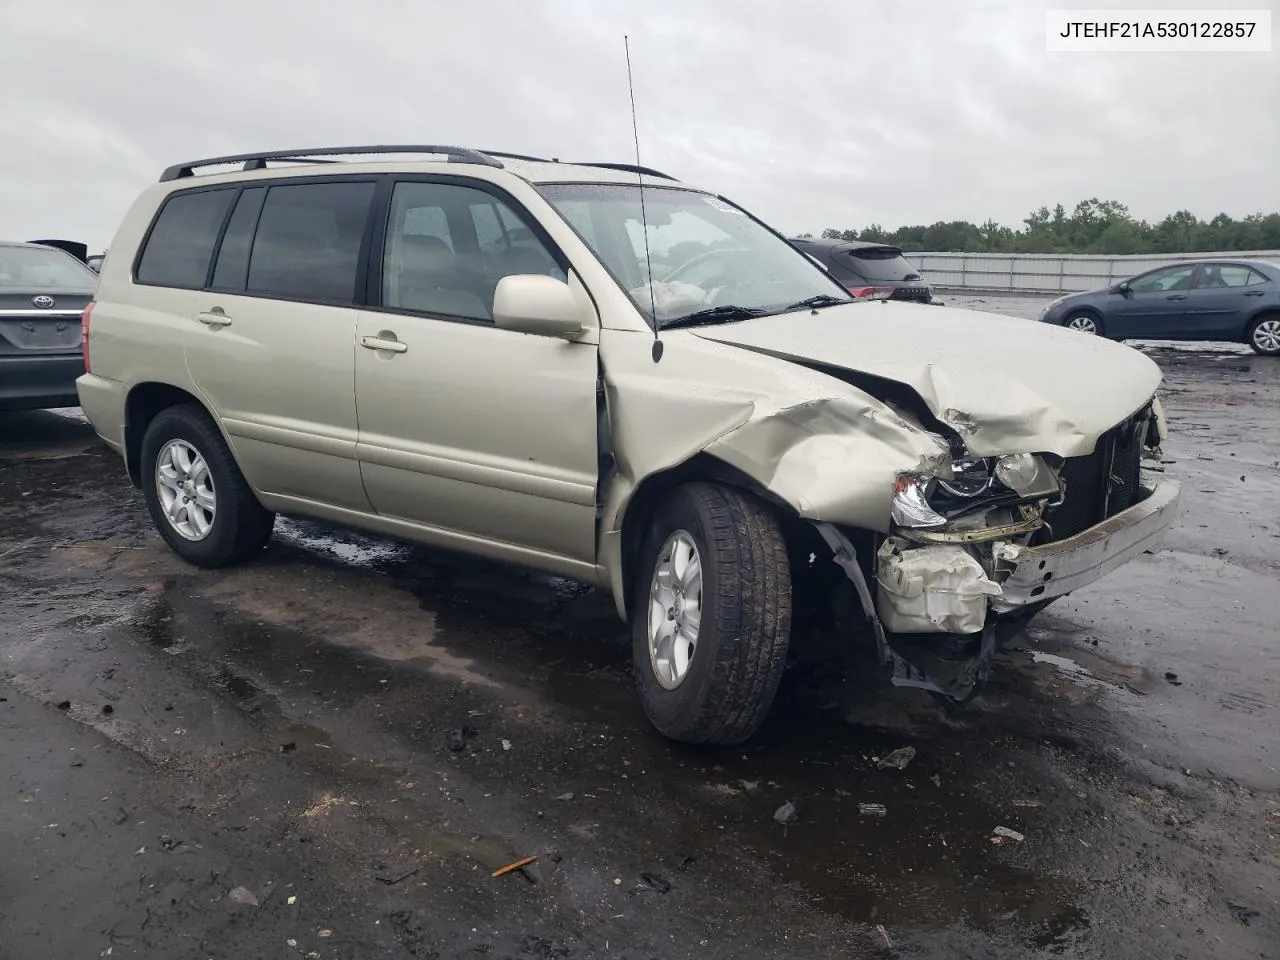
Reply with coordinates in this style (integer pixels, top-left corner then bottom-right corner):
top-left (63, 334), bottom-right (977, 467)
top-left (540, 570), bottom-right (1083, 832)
top-left (1113, 280), bottom-right (1130, 295)
top-left (492, 275), bottom-right (585, 338)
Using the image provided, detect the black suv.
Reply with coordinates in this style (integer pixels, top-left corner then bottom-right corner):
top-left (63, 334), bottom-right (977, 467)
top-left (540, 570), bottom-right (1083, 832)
top-left (790, 237), bottom-right (933, 303)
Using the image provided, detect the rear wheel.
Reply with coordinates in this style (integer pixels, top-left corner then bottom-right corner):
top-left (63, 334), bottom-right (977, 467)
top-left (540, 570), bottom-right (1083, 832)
top-left (632, 483), bottom-right (792, 745)
top-left (1063, 311), bottom-right (1103, 336)
top-left (140, 404), bottom-right (275, 567)
top-left (1247, 315), bottom-right (1280, 356)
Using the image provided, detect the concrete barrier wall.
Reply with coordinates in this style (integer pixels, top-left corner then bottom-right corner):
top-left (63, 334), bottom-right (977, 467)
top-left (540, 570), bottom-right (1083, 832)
top-left (905, 250), bottom-right (1280, 294)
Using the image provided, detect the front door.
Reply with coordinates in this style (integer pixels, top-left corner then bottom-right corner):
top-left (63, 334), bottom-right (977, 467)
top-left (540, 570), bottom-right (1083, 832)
top-left (1109, 263), bottom-right (1196, 339)
top-left (186, 179), bottom-right (376, 511)
top-left (354, 178), bottom-right (600, 567)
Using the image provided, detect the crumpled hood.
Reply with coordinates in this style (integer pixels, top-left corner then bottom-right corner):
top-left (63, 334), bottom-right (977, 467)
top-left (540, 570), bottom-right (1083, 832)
top-left (689, 301), bottom-right (1163, 457)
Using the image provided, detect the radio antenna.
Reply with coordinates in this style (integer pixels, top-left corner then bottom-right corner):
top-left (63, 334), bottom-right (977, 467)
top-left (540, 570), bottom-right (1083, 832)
top-left (625, 35), bottom-right (663, 363)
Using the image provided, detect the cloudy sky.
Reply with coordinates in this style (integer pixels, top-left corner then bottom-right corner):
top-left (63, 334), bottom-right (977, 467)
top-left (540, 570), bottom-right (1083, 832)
top-left (2, 0), bottom-right (1276, 250)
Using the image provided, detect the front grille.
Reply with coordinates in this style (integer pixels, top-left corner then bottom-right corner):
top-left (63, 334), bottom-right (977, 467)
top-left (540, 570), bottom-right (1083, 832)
top-left (1040, 404), bottom-right (1151, 542)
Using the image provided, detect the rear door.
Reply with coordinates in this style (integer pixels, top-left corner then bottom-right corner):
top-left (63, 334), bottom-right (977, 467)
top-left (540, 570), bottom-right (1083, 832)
top-left (1184, 263), bottom-right (1270, 340)
top-left (354, 177), bottom-right (600, 568)
top-left (184, 178), bottom-right (376, 512)
top-left (1108, 263), bottom-right (1195, 338)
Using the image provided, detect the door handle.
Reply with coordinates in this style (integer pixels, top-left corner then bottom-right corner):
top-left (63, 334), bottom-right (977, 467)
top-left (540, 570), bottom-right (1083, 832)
top-left (1244, 290), bottom-right (1265, 297)
top-left (360, 335), bottom-right (407, 354)
top-left (197, 310), bottom-right (232, 327)
top-left (1166, 294), bottom-right (1187, 300)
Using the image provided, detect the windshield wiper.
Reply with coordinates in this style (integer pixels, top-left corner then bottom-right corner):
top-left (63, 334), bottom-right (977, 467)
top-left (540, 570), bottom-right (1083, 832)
top-left (658, 305), bottom-right (767, 330)
top-left (785, 294), bottom-right (852, 311)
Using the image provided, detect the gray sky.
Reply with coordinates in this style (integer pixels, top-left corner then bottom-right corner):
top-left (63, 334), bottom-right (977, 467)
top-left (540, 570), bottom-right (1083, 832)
top-left (2, 0), bottom-right (1277, 250)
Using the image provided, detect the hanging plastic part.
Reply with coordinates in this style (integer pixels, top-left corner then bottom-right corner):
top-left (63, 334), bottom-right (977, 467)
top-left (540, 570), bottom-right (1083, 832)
top-left (813, 522), bottom-right (997, 703)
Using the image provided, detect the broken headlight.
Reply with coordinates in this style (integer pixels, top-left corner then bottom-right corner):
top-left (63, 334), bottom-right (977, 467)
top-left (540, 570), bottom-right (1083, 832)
top-left (891, 455), bottom-right (1061, 529)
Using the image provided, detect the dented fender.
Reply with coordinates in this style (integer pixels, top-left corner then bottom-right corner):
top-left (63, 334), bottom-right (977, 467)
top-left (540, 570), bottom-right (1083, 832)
top-left (597, 329), bottom-right (950, 617)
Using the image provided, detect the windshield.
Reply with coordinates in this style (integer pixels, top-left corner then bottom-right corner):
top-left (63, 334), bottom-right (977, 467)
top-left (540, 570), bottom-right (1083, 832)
top-left (538, 183), bottom-right (850, 326)
top-left (0, 245), bottom-right (98, 291)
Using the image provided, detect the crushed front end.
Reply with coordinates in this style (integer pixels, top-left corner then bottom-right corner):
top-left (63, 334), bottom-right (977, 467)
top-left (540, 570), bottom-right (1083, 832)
top-left (818, 399), bottom-right (1181, 701)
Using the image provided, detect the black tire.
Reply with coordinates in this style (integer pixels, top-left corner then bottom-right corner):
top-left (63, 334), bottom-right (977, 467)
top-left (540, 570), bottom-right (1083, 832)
top-left (140, 403), bottom-right (275, 567)
top-left (1246, 314), bottom-right (1280, 356)
top-left (631, 483), bottom-right (792, 745)
top-left (1062, 310), bottom-right (1104, 337)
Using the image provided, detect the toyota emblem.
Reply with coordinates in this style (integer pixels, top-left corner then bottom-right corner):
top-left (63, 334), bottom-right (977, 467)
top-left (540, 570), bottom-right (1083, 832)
top-left (32, 295), bottom-right (55, 309)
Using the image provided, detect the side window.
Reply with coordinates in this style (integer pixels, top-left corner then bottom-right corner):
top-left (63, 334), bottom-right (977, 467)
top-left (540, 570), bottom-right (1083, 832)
top-left (382, 181), bottom-right (565, 322)
top-left (246, 181), bottom-right (375, 303)
top-left (210, 188), bottom-right (266, 291)
top-left (1130, 264), bottom-right (1196, 293)
top-left (136, 189), bottom-right (235, 288)
top-left (1247, 269), bottom-right (1270, 286)
top-left (1196, 264), bottom-right (1253, 289)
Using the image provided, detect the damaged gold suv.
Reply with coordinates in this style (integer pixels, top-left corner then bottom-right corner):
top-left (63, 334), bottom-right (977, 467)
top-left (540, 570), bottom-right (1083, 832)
top-left (77, 146), bottom-right (1181, 744)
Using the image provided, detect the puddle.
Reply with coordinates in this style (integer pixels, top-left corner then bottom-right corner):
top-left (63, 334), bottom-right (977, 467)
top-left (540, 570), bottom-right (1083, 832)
top-left (1031, 651), bottom-right (1110, 689)
top-left (275, 518), bottom-right (411, 568)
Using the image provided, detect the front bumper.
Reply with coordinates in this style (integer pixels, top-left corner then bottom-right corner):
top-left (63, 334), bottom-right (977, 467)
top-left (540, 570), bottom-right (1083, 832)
top-left (874, 478), bottom-right (1180, 630)
top-left (990, 477), bottom-right (1180, 612)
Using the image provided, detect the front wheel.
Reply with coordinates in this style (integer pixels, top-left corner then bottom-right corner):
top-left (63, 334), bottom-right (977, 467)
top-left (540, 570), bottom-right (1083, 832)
top-left (1247, 315), bottom-right (1280, 356)
top-left (1063, 311), bottom-right (1103, 336)
top-left (140, 404), bottom-right (275, 567)
top-left (631, 483), bottom-right (792, 745)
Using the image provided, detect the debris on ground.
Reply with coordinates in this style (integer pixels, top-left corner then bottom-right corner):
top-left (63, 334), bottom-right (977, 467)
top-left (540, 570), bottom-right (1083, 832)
top-left (1228, 902), bottom-right (1260, 926)
top-left (671, 854), bottom-right (696, 873)
top-left (492, 855), bottom-right (538, 878)
top-left (876, 746), bottom-right (916, 771)
top-left (101, 704), bottom-right (114, 715)
top-left (521, 936), bottom-right (570, 958)
top-left (1165, 671), bottom-right (1183, 686)
top-left (858, 803), bottom-right (887, 817)
top-left (1012, 799), bottom-right (1042, 808)
top-left (877, 923), bottom-right (894, 949)
top-left (280, 742), bottom-right (297, 753)
top-left (502, 739), bottom-right (513, 751)
top-left (318, 929), bottom-right (333, 938)
top-left (447, 726), bottom-right (477, 752)
top-left (555, 793), bottom-right (575, 801)
top-left (57, 700), bottom-right (70, 710)
top-left (640, 872), bottom-right (671, 893)
top-left (992, 826), bottom-right (1025, 843)
top-left (374, 862), bottom-right (420, 885)
top-left (227, 886), bottom-right (259, 907)
top-left (773, 801), bottom-right (798, 825)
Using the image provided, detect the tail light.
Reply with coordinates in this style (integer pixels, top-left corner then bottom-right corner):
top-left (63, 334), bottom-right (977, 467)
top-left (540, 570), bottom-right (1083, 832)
top-left (81, 301), bottom-right (95, 372)
top-left (848, 286), bottom-right (894, 300)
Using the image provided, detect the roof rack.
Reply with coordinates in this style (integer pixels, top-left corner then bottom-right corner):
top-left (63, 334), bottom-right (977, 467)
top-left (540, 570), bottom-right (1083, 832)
top-left (569, 161), bottom-right (677, 181)
top-left (480, 152), bottom-right (678, 181)
top-left (159, 145), bottom-right (504, 182)
top-left (158, 145), bottom-right (678, 183)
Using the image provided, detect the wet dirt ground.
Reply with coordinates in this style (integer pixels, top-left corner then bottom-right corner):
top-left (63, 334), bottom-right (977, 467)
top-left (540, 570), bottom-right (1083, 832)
top-left (2, 298), bottom-right (1277, 959)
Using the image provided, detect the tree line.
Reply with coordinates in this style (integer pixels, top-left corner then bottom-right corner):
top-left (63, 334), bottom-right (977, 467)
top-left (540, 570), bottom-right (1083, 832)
top-left (809, 199), bottom-right (1280, 255)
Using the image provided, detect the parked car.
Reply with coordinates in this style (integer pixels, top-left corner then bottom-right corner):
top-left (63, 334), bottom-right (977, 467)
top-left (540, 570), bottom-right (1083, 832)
top-left (788, 237), bottom-right (934, 302)
top-left (1039, 259), bottom-right (1280, 355)
top-left (0, 240), bottom-right (98, 410)
top-left (87, 254), bottom-right (106, 273)
top-left (77, 144), bottom-right (1180, 744)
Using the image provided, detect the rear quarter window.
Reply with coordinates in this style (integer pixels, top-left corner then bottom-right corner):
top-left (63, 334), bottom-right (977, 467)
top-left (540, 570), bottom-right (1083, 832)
top-left (135, 189), bottom-right (236, 288)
